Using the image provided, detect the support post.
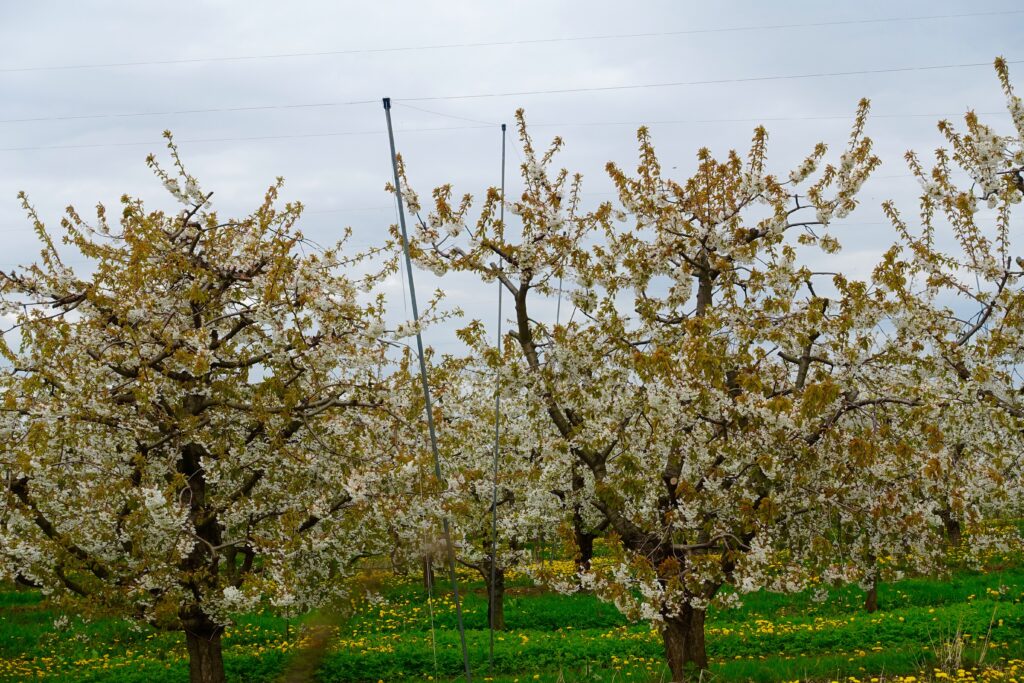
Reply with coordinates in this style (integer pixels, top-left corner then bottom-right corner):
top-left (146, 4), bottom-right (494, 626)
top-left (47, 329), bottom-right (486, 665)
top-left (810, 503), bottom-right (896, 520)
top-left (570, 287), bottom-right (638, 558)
top-left (383, 96), bottom-right (473, 682)
top-left (488, 122), bottom-right (507, 669)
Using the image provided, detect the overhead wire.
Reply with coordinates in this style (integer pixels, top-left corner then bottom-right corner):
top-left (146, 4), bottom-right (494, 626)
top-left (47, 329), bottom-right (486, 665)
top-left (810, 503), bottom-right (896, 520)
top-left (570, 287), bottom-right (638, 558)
top-left (0, 99), bottom-right (378, 125)
top-left (2, 110), bottom-right (1011, 154)
top-left (3, 9), bottom-right (1020, 73)
top-left (3, 58), bottom-right (1021, 126)
top-left (0, 124), bottom-right (488, 152)
top-left (395, 102), bottom-right (500, 127)
top-left (397, 59), bottom-right (1024, 103)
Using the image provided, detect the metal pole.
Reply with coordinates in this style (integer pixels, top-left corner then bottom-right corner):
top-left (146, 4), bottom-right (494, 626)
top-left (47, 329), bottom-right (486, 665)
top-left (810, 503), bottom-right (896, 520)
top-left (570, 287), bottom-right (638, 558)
top-left (488, 122), bottom-right (507, 669)
top-left (382, 97), bottom-right (473, 683)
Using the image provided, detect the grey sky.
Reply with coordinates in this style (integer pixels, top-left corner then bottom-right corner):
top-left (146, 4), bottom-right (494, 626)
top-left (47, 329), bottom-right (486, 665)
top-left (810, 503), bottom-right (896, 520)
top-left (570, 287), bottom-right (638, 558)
top-left (2, 1), bottom-right (1022, 353)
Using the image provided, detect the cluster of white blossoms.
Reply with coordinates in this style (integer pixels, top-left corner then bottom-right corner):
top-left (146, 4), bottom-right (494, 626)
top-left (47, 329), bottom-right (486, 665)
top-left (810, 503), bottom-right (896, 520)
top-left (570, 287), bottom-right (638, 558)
top-left (440, 221), bottom-right (464, 239)
top-left (971, 121), bottom-right (1009, 203)
top-left (140, 487), bottom-right (187, 534)
top-left (919, 177), bottom-right (945, 202)
top-left (205, 585), bottom-right (260, 625)
top-left (525, 158), bottom-right (544, 184)
top-left (363, 319), bottom-right (387, 340)
top-left (789, 157), bottom-right (819, 184)
top-left (392, 319), bottom-right (420, 339)
top-left (1009, 93), bottom-right (1024, 142)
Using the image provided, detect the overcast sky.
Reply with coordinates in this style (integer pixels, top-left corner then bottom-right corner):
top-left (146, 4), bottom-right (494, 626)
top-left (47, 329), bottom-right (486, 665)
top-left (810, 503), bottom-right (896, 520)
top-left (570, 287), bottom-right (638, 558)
top-left (2, 1), bottom-right (1022, 353)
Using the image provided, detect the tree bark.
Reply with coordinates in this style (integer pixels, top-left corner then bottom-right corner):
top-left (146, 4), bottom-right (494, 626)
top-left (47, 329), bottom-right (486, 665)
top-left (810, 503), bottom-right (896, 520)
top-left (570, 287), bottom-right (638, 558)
top-left (864, 577), bottom-right (879, 613)
top-left (177, 439), bottom-right (226, 683)
top-left (570, 465), bottom-right (597, 573)
top-left (422, 553), bottom-right (436, 591)
top-left (662, 605), bottom-right (708, 682)
top-left (940, 510), bottom-right (963, 547)
top-left (182, 611), bottom-right (225, 683)
top-left (574, 528), bottom-right (596, 573)
top-left (482, 563), bottom-right (506, 631)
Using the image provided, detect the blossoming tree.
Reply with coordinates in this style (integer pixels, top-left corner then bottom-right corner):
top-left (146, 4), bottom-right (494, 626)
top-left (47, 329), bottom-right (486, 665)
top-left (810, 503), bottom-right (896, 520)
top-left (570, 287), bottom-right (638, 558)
top-left (380, 351), bottom-right (555, 631)
top-left (876, 56), bottom-right (1024, 561)
top-left (391, 103), bottom-right (973, 680)
top-left (433, 357), bottom-right (535, 631)
top-left (752, 60), bottom-right (1024, 619)
top-left (0, 138), bottom-right (395, 683)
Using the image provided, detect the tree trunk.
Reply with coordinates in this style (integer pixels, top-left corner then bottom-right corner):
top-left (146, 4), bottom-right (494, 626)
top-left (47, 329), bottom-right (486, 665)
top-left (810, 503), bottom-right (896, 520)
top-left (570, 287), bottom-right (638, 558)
top-left (182, 612), bottom-right (225, 683)
top-left (482, 563), bottom-right (506, 631)
top-left (864, 577), bottom-right (879, 613)
top-left (574, 527), bottom-right (596, 573)
top-left (571, 465), bottom-right (596, 573)
top-left (176, 440), bottom-right (226, 683)
top-left (422, 553), bottom-right (435, 591)
top-left (940, 511), bottom-right (963, 547)
top-left (662, 605), bottom-right (708, 682)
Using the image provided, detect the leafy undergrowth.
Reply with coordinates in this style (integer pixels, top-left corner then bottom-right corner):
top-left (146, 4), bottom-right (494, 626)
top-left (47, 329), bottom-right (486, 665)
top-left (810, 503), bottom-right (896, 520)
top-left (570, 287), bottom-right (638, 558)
top-left (3, 562), bottom-right (1024, 681)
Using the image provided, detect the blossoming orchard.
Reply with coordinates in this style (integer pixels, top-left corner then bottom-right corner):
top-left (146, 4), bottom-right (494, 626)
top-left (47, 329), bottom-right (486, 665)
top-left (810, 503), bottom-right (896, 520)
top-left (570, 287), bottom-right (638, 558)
top-left (3, 57), bottom-right (1024, 683)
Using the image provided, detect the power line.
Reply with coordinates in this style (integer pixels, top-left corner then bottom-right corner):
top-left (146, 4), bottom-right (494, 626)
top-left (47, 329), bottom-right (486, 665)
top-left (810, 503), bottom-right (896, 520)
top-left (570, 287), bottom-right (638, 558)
top-left (0, 99), bottom-right (378, 125)
top-left (2, 9), bottom-right (1021, 73)
top-left (400, 104), bottom-right (1011, 129)
top-left (399, 59), bottom-right (1024, 103)
top-left (535, 111), bottom-right (1010, 128)
top-left (305, 206), bottom-right (396, 214)
top-left (1, 109), bottom-right (1010, 154)
top-left (395, 102), bottom-right (499, 127)
top-left (4, 58), bottom-right (1019, 127)
top-left (0, 124), bottom-right (490, 152)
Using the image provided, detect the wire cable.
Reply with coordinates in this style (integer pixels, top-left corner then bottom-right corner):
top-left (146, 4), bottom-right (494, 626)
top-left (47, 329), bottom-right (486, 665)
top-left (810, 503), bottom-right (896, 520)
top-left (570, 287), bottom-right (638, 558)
top-left (0, 100), bottom-right (377, 125)
top-left (2, 110), bottom-right (1011, 154)
top-left (0, 124), bottom-right (489, 152)
top-left (399, 59), bottom-right (1024, 103)
top-left (3, 9), bottom-right (1020, 73)
top-left (3, 58), bottom-right (1020, 126)
top-left (395, 102), bottom-right (499, 127)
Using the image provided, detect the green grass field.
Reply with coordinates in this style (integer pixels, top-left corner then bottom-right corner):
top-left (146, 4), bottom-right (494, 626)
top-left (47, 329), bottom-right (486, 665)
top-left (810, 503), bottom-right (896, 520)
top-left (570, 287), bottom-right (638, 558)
top-left (3, 561), bottom-right (1024, 682)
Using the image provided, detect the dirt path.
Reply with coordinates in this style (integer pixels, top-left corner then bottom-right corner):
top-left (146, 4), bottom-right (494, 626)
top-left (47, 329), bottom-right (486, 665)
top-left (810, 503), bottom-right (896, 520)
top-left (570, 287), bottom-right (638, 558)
top-left (275, 612), bottom-right (345, 683)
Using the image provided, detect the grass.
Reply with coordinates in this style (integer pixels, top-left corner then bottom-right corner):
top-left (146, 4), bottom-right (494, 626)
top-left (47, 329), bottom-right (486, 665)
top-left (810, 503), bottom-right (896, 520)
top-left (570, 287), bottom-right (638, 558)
top-left (3, 560), bottom-right (1024, 681)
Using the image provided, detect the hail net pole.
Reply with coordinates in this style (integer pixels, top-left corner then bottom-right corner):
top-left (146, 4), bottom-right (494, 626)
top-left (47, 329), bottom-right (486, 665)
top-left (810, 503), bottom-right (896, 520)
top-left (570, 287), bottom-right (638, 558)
top-left (382, 97), bottom-right (473, 683)
top-left (488, 122), bottom-right (507, 670)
